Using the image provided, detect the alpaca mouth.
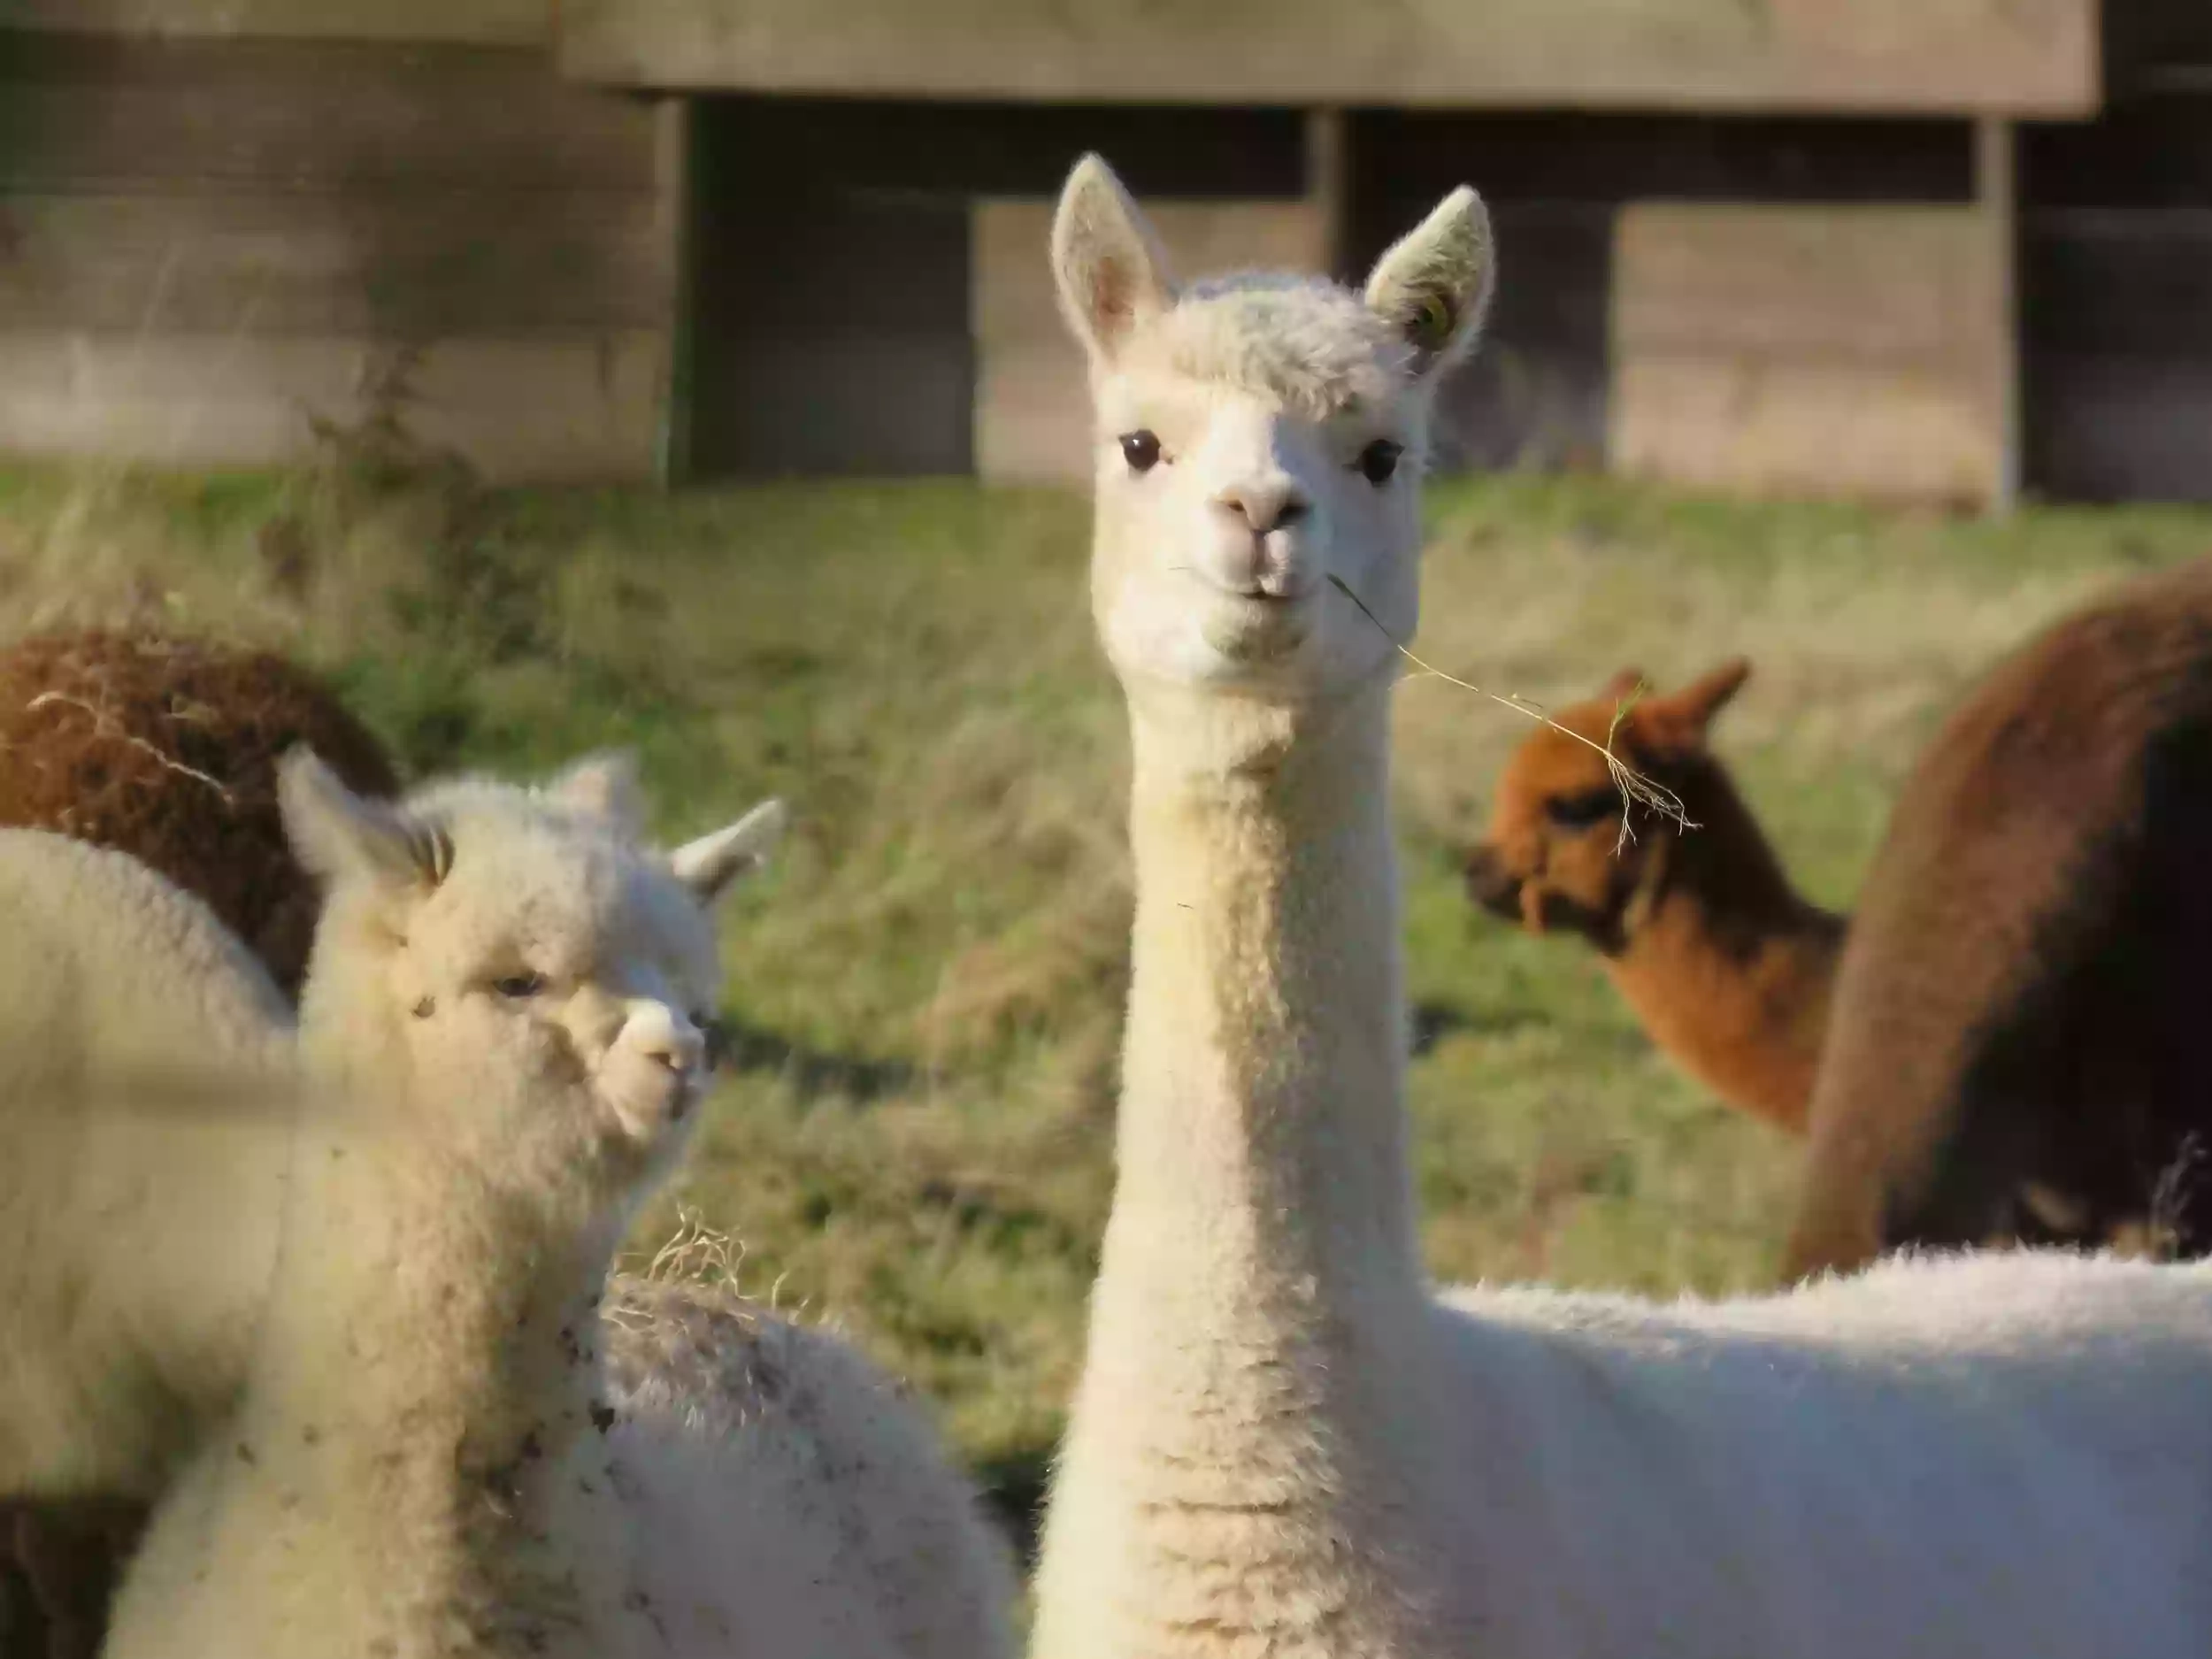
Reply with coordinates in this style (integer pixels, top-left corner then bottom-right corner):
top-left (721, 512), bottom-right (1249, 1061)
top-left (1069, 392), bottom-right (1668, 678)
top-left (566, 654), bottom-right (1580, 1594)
top-left (1202, 602), bottom-right (1310, 661)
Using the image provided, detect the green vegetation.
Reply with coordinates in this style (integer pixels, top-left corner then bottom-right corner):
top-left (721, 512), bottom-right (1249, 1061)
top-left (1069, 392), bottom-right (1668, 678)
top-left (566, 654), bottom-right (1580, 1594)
top-left (4, 455), bottom-right (2207, 1551)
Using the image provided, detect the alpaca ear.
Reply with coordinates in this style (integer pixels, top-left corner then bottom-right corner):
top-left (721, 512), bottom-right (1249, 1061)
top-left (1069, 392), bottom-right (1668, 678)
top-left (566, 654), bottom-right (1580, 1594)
top-left (1668, 657), bottom-right (1752, 733)
top-left (1363, 184), bottom-right (1496, 381)
top-left (670, 798), bottom-right (788, 906)
top-left (1051, 152), bottom-right (1174, 365)
top-left (544, 749), bottom-right (648, 841)
top-left (1600, 666), bottom-right (1648, 705)
top-left (1639, 657), bottom-right (1752, 750)
top-left (279, 746), bottom-right (451, 892)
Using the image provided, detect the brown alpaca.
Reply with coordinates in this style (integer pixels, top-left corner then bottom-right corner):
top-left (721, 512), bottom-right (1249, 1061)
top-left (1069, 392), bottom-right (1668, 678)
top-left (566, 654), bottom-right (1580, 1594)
top-left (1786, 556), bottom-right (2212, 1280)
top-left (0, 627), bottom-right (400, 997)
top-left (1463, 659), bottom-right (1843, 1135)
top-left (0, 628), bottom-right (399, 1659)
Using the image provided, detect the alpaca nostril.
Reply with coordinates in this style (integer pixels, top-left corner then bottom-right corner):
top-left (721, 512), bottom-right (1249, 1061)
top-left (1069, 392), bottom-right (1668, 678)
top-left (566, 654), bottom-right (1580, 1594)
top-left (1214, 482), bottom-right (1310, 538)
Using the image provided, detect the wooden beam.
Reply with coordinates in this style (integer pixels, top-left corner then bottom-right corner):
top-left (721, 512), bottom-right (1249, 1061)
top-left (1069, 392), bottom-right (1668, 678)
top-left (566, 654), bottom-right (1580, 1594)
top-left (557, 0), bottom-right (2101, 117)
top-left (0, 192), bottom-right (665, 337)
top-left (0, 329), bottom-right (663, 481)
top-left (0, 35), bottom-right (654, 196)
top-left (0, 0), bottom-right (547, 44)
top-left (1978, 115), bottom-right (2022, 513)
top-left (653, 96), bottom-right (696, 488)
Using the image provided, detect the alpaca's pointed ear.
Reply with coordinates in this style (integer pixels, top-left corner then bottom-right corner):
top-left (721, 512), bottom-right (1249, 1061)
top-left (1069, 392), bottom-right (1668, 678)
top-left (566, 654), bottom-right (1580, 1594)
top-left (1051, 152), bottom-right (1174, 365)
top-left (1600, 666), bottom-right (1648, 705)
top-left (279, 747), bottom-right (451, 892)
top-left (1639, 657), bottom-right (1752, 751)
top-left (1363, 184), bottom-right (1496, 381)
top-left (544, 749), bottom-right (647, 841)
top-left (1665, 657), bottom-right (1752, 734)
top-left (670, 798), bottom-right (788, 906)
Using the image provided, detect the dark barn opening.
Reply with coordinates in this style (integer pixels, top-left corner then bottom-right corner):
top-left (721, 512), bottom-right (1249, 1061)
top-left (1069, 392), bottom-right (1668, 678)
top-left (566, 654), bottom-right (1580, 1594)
top-left (2021, 0), bottom-right (2212, 502)
top-left (680, 98), bottom-right (1304, 481)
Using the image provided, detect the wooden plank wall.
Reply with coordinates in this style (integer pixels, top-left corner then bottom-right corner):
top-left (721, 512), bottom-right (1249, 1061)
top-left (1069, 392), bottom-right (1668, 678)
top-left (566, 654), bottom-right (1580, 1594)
top-left (1609, 204), bottom-right (2006, 506)
top-left (0, 31), bottom-right (670, 480)
top-left (557, 0), bottom-right (2100, 117)
top-left (970, 199), bottom-right (1324, 482)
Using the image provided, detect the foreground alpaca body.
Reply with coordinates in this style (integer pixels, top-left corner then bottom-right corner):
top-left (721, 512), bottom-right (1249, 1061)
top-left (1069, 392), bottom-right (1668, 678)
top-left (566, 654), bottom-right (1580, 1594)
top-left (104, 750), bottom-right (764, 1657)
top-left (1788, 555), bottom-right (2212, 1279)
top-left (1027, 154), bottom-right (2212, 1659)
top-left (106, 755), bottom-right (1015, 1658)
top-left (0, 630), bottom-right (397, 1657)
top-left (0, 831), bottom-right (296, 1506)
top-left (1463, 659), bottom-right (1840, 1133)
top-left (0, 833), bottom-right (295, 1659)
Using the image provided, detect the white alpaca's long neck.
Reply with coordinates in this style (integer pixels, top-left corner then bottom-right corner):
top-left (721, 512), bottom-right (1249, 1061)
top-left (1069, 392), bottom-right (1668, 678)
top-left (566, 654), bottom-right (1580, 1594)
top-left (1034, 674), bottom-right (1439, 1656)
top-left (1103, 674), bottom-right (1423, 1362)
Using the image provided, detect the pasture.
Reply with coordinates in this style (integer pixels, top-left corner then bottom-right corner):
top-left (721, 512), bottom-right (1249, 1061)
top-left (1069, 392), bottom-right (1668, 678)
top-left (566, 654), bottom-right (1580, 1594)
top-left (3, 451), bottom-right (2205, 1546)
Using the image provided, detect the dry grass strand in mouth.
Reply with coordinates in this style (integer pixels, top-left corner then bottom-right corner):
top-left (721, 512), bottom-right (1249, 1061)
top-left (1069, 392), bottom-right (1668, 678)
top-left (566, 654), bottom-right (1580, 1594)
top-left (1324, 572), bottom-right (1696, 851)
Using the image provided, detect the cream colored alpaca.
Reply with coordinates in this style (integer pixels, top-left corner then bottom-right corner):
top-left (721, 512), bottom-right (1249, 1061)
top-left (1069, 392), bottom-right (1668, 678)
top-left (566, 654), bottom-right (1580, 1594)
top-left (0, 779), bottom-right (772, 1511)
top-left (0, 829), bottom-right (297, 1502)
top-left (1027, 153), bottom-right (2212, 1659)
top-left (104, 753), bottom-right (1015, 1658)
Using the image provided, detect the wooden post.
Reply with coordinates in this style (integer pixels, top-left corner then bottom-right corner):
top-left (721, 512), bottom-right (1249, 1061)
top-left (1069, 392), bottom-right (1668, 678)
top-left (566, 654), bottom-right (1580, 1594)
top-left (652, 94), bottom-right (698, 488)
top-left (1977, 114), bottom-right (2021, 514)
top-left (1305, 106), bottom-right (1349, 281)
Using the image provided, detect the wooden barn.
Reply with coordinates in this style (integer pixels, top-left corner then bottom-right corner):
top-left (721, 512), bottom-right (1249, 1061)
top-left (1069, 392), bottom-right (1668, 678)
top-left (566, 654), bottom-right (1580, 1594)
top-left (0, 0), bottom-right (2207, 505)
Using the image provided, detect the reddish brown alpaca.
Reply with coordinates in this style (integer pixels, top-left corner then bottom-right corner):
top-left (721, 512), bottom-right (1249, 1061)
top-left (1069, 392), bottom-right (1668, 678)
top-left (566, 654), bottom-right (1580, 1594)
top-left (1786, 556), bottom-right (2212, 1280)
top-left (0, 627), bottom-right (400, 998)
top-left (1464, 659), bottom-right (1843, 1135)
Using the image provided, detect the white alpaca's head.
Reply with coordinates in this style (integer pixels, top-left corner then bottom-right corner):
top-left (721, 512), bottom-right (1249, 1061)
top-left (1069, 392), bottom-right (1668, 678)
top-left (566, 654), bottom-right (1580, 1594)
top-left (279, 747), bottom-right (786, 1194)
top-left (1050, 152), bottom-right (1494, 706)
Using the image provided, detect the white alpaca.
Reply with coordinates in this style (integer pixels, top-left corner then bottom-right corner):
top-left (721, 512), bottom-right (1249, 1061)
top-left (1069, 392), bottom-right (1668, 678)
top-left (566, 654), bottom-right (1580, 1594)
top-left (0, 829), bottom-right (297, 1502)
top-left (103, 751), bottom-right (1016, 1658)
top-left (1026, 152), bottom-right (2212, 1659)
top-left (0, 777), bottom-right (766, 1511)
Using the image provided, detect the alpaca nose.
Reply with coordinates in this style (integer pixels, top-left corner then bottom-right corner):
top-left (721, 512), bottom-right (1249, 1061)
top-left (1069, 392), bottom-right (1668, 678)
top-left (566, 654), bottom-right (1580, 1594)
top-left (1212, 479), bottom-right (1310, 538)
top-left (627, 1002), bottom-right (705, 1074)
top-left (1463, 843), bottom-right (1526, 923)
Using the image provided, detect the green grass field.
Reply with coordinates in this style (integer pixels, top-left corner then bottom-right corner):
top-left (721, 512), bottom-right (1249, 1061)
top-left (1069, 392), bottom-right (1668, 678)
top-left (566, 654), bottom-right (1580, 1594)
top-left (4, 453), bottom-right (2207, 1553)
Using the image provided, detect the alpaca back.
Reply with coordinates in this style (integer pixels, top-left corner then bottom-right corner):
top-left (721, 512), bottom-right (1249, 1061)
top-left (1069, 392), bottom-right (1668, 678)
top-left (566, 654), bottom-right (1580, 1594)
top-left (1427, 1249), bottom-right (2212, 1657)
top-left (602, 1277), bottom-right (1018, 1659)
top-left (0, 829), bottom-right (295, 1498)
top-left (1792, 557), bottom-right (2212, 1277)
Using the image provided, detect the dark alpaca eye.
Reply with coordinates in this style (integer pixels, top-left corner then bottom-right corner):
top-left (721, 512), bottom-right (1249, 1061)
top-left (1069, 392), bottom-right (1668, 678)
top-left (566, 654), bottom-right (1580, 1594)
top-left (1356, 439), bottom-right (1403, 485)
top-left (494, 972), bottom-right (547, 1000)
top-left (1119, 429), bottom-right (1162, 472)
top-left (1545, 787), bottom-right (1624, 831)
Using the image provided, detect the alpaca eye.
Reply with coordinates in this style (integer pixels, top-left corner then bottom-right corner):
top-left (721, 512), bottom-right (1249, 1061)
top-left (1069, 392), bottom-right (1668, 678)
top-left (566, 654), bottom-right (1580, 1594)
top-left (1356, 439), bottom-right (1403, 485)
top-left (1119, 429), bottom-right (1162, 472)
top-left (1545, 787), bottom-right (1624, 831)
top-left (494, 972), bottom-right (547, 1000)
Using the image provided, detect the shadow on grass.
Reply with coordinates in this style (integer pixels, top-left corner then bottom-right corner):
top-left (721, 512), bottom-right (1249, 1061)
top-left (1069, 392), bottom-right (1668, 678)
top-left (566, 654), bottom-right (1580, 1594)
top-left (1411, 998), bottom-right (1558, 1056)
top-left (717, 1016), bottom-right (917, 1103)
